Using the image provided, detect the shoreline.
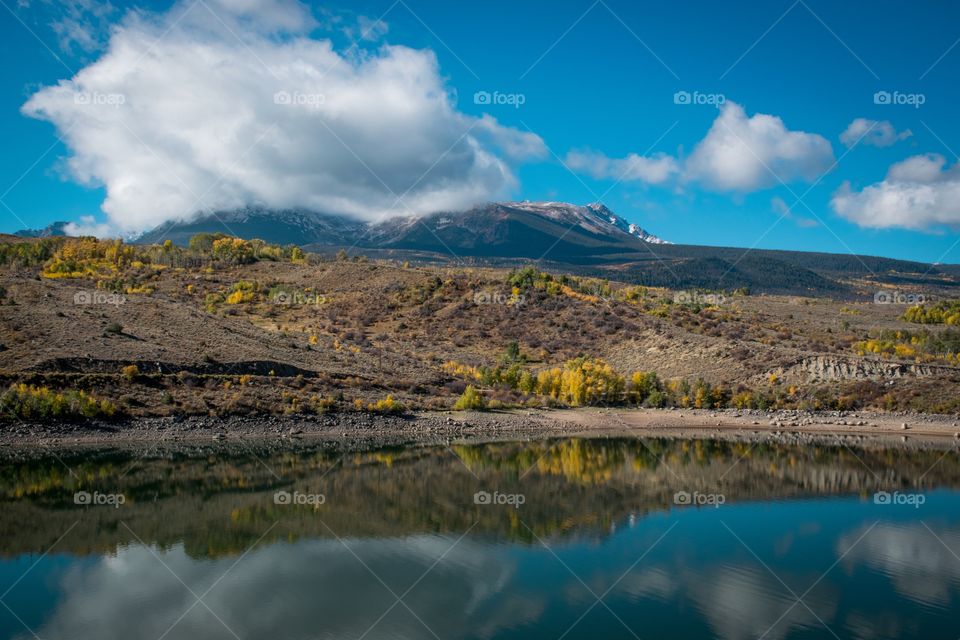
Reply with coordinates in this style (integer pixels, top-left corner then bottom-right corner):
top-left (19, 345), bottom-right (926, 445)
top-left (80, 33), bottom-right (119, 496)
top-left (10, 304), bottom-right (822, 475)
top-left (2, 407), bottom-right (959, 456)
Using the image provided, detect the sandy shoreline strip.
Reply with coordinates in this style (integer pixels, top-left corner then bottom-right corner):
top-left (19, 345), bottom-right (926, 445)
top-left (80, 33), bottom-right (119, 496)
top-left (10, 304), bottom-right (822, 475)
top-left (1, 407), bottom-right (959, 455)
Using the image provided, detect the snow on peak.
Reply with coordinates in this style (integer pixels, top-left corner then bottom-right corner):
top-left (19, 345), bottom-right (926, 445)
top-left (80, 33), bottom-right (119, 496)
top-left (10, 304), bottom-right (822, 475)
top-left (501, 200), bottom-right (670, 244)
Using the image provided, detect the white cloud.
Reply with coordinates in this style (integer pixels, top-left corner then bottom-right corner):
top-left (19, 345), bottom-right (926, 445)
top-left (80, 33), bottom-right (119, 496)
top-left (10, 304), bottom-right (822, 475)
top-left (566, 102), bottom-right (834, 194)
top-left (685, 102), bottom-right (835, 191)
top-left (64, 215), bottom-right (115, 237)
top-left (564, 149), bottom-right (679, 185)
top-left (770, 195), bottom-right (818, 228)
top-left (21, 0), bottom-right (544, 235)
top-left (831, 153), bottom-right (960, 230)
top-left (839, 118), bottom-right (911, 148)
top-left (24, 0), bottom-right (117, 54)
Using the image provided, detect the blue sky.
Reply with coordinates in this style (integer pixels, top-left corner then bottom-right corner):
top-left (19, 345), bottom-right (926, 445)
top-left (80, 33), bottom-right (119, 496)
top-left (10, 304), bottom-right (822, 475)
top-left (2, 0), bottom-right (960, 263)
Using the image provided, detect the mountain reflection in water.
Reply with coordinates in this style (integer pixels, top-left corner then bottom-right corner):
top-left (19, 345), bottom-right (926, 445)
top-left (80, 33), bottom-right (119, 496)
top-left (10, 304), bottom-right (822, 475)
top-left (1, 436), bottom-right (959, 640)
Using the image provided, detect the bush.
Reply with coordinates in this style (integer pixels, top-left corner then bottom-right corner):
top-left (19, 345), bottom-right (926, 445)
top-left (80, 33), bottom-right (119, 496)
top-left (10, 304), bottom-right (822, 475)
top-left (121, 364), bottom-right (139, 381)
top-left (904, 301), bottom-right (960, 326)
top-left (367, 394), bottom-right (405, 414)
top-left (0, 384), bottom-right (118, 420)
top-left (628, 371), bottom-right (660, 405)
top-left (644, 390), bottom-right (667, 408)
top-left (454, 385), bottom-right (486, 411)
top-left (226, 281), bottom-right (257, 305)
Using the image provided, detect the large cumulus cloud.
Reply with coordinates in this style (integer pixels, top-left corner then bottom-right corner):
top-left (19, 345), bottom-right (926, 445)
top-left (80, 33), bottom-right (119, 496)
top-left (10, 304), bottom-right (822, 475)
top-left (684, 102), bottom-right (834, 191)
top-left (22, 0), bottom-right (545, 235)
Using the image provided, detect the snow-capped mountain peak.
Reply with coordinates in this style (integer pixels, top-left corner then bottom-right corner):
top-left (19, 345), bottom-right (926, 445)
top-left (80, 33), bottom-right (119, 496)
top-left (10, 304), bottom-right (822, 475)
top-left (503, 201), bottom-right (670, 244)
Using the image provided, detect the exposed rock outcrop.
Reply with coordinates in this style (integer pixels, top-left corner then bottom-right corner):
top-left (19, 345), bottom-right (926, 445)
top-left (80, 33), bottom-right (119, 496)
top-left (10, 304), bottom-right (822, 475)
top-left (780, 355), bottom-right (959, 382)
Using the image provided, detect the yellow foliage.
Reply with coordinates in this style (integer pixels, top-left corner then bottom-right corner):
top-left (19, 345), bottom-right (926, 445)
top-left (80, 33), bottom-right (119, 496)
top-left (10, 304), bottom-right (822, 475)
top-left (226, 289), bottom-right (251, 304)
top-left (535, 357), bottom-right (624, 406)
top-left (442, 361), bottom-right (483, 381)
top-left (367, 394), bottom-right (405, 414)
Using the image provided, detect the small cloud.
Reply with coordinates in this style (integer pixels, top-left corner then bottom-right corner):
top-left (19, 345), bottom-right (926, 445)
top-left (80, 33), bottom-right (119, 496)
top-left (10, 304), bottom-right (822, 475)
top-left (564, 149), bottom-right (679, 185)
top-left (831, 153), bottom-right (960, 230)
top-left (839, 118), bottom-right (911, 148)
top-left (771, 195), bottom-right (790, 216)
top-left (771, 195), bottom-right (818, 228)
top-left (64, 215), bottom-right (116, 237)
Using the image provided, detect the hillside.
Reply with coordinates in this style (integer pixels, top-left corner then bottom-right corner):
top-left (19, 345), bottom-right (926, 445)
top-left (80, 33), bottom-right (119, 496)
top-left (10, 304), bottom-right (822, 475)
top-left (1, 233), bottom-right (959, 421)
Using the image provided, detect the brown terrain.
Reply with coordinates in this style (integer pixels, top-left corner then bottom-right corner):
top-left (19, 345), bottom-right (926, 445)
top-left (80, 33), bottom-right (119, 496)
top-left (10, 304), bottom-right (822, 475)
top-left (0, 234), bottom-right (959, 443)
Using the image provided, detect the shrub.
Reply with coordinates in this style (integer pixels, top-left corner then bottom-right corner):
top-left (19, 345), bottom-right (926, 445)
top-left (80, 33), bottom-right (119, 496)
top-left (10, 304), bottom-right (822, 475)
top-left (644, 390), bottom-right (667, 408)
top-left (0, 384), bottom-right (118, 420)
top-left (188, 232), bottom-right (229, 252)
top-left (212, 237), bottom-right (255, 264)
top-left (226, 281), bottom-right (257, 304)
top-left (628, 371), bottom-right (660, 405)
top-left (204, 293), bottom-right (223, 312)
top-left (454, 385), bottom-right (486, 411)
top-left (121, 364), bottom-right (139, 381)
top-left (367, 394), bottom-right (405, 414)
top-left (904, 301), bottom-right (960, 326)
top-left (104, 322), bottom-right (123, 334)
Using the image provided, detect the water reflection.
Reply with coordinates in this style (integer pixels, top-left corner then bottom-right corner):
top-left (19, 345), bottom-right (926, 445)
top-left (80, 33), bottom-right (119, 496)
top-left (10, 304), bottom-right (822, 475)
top-left (839, 523), bottom-right (960, 609)
top-left (1, 437), bottom-right (959, 639)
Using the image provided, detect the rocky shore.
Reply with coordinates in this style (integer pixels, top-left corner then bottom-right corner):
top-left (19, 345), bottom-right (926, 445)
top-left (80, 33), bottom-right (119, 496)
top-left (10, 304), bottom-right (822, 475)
top-left (1, 407), bottom-right (959, 457)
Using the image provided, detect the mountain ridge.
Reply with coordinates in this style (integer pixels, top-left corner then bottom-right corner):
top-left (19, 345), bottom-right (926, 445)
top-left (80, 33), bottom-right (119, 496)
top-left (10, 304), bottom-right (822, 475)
top-left (15, 202), bottom-right (960, 296)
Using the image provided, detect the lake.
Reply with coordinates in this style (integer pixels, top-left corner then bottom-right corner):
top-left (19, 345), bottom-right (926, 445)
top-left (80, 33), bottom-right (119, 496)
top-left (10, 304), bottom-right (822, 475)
top-left (1, 436), bottom-right (959, 639)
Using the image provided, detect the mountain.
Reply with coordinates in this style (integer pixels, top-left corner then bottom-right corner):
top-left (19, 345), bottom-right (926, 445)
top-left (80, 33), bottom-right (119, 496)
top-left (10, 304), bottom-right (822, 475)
top-left (13, 221), bottom-right (70, 238)
top-left (122, 201), bottom-right (959, 296)
top-left (135, 206), bottom-right (365, 246)
top-left (132, 201), bottom-right (668, 253)
top-left (364, 201), bottom-right (669, 260)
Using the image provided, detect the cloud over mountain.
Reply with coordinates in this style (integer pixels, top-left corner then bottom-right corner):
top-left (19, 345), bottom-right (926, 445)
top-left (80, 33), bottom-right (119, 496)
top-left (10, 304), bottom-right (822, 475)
top-left (21, 0), bottom-right (545, 235)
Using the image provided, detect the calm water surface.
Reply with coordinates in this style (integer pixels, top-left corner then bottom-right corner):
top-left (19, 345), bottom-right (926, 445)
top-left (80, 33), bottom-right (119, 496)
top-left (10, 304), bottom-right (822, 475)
top-left (1, 436), bottom-right (959, 639)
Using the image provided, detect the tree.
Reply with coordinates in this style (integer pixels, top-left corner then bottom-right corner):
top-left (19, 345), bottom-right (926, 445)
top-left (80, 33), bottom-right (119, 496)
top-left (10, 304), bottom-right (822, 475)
top-left (504, 341), bottom-right (521, 363)
top-left (454, 385), bottom-right (485, 411)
